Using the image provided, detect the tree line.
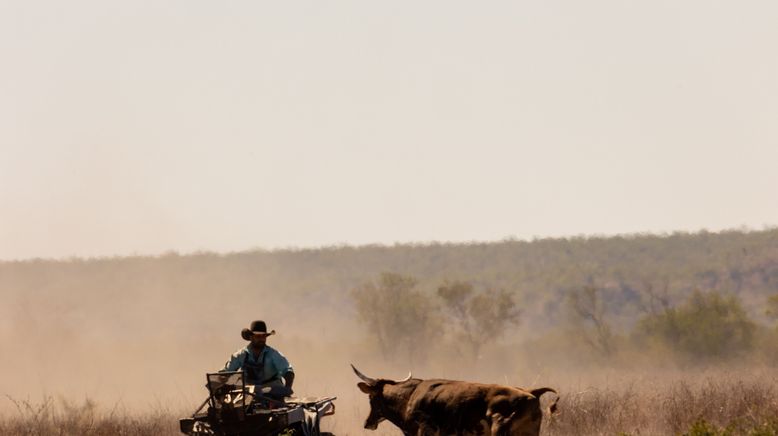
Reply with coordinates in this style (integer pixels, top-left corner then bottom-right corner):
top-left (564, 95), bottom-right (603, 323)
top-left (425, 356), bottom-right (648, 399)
top-left (2, 228), bottom-right (777, 356)
top-left (352, 271), bottom-right (778, 366)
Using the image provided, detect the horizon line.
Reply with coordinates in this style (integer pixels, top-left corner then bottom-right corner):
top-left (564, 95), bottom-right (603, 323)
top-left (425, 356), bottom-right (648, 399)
top-left (1, 224), bottom-right (775, 264)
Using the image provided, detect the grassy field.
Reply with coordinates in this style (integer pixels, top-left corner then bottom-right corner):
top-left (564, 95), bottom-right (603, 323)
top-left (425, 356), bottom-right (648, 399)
top-left (0, 395), bottom-right (177, 435)
top-left (545, 375), bottom-right (778, 435)
top-left (3, 372), bottom-right (778, 435)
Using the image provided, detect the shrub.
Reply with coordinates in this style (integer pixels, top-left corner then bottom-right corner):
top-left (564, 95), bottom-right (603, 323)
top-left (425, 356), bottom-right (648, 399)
top-left (635, 290), bottom-right (755, 361)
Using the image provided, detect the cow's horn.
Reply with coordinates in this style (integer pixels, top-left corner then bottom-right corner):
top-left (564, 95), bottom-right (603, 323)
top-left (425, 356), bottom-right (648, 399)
top-left (351, 364), bottom-right (377, 385)
top-left (396, 372), bottom-right (412, 383)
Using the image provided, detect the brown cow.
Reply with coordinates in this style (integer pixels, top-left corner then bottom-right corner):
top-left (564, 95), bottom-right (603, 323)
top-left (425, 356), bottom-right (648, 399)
top-left (352, 364), bottom-right (558, 436)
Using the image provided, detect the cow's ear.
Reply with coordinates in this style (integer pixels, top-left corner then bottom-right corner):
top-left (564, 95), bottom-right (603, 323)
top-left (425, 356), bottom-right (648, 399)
top-left (357, 382), bottom-right (374, 394)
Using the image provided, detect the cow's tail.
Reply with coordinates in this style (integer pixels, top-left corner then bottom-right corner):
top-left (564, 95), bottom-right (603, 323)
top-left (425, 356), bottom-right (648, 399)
top-left (530, 387), bottom-right (559, 415)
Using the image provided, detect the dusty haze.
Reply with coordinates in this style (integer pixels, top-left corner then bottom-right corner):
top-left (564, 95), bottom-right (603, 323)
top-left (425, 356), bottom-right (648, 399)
top-left (2, 1), bottom-right (778, 433)
top-left (2, 232), bottom-right (778, 434)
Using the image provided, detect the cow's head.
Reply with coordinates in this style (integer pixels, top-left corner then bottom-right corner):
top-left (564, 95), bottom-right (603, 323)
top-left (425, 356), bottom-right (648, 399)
top-left (351, 364), bottom-right (412, 430)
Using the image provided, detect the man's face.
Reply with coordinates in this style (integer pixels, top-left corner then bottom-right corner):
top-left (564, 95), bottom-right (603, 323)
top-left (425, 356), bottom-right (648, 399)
top-left (250, 333), bottom-right (268, 348)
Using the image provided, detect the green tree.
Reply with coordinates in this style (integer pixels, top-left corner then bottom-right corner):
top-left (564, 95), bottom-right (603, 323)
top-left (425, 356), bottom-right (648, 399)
top-left (636, 290), bottom-right (755, 360)
top-left (351, 272), bottom-right (440, 364)
top-left (437, 281), bottom-right (521, 360)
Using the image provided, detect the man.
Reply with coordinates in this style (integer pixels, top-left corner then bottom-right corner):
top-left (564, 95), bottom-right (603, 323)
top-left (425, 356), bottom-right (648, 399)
top-left (222, 320), bottom-right (295, 394)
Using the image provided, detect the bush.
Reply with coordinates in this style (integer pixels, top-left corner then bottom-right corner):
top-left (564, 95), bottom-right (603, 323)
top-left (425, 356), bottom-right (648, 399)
top-left (682, 418), bottom-right (733, 436)
top-left (635, 290), bottom-right (755, 361)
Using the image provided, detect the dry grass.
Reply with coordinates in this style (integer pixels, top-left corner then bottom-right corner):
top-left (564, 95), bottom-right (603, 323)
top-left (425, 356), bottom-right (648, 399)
top-left (0, 396), bottom-right (179, 436)
top-left (2, 374), bottom-right (778, 436)
top-left (544, 374), bottom-right (778, 436)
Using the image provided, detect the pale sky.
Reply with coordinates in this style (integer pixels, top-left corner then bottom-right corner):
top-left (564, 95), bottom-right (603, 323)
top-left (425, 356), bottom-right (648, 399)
top-left (1, 0), bottom-right (776, 260)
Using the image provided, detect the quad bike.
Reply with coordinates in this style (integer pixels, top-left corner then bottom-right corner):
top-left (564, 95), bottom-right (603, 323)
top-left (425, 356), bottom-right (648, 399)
top-left (180, 371), bottom-right (336, 436)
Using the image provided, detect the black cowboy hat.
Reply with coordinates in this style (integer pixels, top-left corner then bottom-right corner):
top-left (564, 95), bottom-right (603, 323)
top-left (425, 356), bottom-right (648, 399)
top-left (241, 320), bottom-right (276, 340)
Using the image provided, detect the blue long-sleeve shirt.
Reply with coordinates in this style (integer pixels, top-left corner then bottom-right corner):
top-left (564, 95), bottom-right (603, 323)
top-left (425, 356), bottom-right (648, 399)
top-left (221, 345), bottom-right (293, 384)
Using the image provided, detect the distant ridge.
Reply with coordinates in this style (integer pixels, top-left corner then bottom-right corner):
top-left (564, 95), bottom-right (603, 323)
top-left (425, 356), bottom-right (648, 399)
top-left (1, 228), bottom-right (777, 338)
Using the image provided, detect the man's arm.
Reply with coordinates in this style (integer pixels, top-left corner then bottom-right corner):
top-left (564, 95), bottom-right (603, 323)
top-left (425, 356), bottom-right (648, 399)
top-left (283, 371), bottom-right (295, 391)
top-left (221, 350), bottom-right (244, 372)
top-left (269, 348), bottom-right (294, 391)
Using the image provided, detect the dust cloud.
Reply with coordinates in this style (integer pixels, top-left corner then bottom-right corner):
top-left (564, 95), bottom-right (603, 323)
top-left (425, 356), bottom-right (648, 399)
top-left (1, 249), bottom-right (777, 435)
top-left (0, 255), bottom-right (549, 434)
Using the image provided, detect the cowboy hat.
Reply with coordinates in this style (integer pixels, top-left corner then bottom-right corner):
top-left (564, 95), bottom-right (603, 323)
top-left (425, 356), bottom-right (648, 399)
top-left (241, 320), bottom-right (276, 340)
